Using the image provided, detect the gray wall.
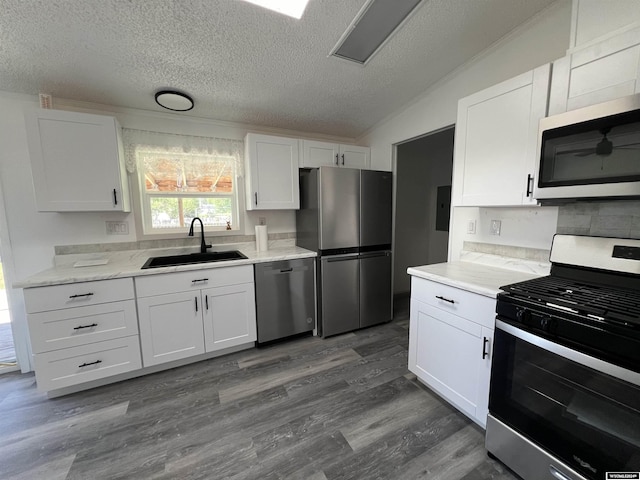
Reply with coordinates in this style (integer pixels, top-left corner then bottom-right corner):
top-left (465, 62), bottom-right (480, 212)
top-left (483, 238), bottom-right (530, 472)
top-left (557, 200), bottom-right (640, 238)
top-left (394, 128), bottom-right (455, 295)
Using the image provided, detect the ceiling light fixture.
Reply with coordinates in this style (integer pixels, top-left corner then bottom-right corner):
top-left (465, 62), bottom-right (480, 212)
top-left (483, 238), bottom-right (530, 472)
top-left (330, 0), bottom-right (423, 65)
top-left (241, 0), bottom-right (310, 19)
top-left (155, 90), bottom-right (194, 112)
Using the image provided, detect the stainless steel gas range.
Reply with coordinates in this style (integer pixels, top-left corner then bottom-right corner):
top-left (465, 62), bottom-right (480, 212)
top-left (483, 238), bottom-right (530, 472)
top-left (486, 235), bottom-right (640, 480)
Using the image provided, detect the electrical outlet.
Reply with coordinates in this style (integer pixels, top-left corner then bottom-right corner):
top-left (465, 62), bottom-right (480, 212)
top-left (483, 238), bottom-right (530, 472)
top-left (467, 220), bottom-right (476, 234)
top-left (106, 221), bottom-right (129, 235)
top-left (258, 217), bottom-right (266, 226)
top-left (490, 219), bottom-right (501, 236)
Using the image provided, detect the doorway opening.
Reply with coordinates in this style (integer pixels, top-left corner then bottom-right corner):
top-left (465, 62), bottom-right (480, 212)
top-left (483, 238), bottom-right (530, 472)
top-left (393, 126), bottom-right (455, 318)
top-left (0, 256), bottom-right (16, 372)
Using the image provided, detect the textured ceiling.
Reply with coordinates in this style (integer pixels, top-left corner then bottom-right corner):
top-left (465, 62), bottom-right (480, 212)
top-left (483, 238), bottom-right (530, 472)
top-left (0, 0), bottom-right (558, 138)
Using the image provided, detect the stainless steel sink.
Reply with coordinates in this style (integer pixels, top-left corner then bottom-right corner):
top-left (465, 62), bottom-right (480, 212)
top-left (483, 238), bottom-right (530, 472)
top-left (141, 250), bottom-right (248, 269)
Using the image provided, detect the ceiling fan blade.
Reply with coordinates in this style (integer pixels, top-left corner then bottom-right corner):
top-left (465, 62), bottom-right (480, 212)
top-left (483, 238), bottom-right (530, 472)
top-left (557, 148), bottom-right (595, 156)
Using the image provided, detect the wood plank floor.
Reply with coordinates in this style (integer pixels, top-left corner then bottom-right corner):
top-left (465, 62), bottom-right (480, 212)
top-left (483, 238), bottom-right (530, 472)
top-left (0, 322), bottom-right (16, 364)
top-left (0, 318), bottom-right (519, 480)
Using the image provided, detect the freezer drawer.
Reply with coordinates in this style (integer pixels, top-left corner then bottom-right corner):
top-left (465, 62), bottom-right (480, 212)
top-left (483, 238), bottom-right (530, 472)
top-left (320, 254), bottom-right (360, 337)
top-left (254, 258), bottom-right (316, 343)
top-left (359, 251), bottom-right (392, 328)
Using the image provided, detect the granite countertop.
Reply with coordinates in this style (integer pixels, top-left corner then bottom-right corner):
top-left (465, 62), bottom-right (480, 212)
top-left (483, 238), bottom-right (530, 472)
top-left (15, 241), bottom-right (316, 288)
top-left (407, 261), bottom-right (545, 298)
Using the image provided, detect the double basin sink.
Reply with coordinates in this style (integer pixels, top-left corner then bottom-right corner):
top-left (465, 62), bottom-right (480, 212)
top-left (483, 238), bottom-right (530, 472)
top-left (141, 250), bottom-right (248, 269)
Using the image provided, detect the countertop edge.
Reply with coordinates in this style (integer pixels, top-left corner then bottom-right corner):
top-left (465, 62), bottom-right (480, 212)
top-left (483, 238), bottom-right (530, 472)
top-left (407, 262), bottom-right (542, 299)
top-left (407, 267), bottom-right (501, 298)
top-left (15, 248), bottom-right (317, 289)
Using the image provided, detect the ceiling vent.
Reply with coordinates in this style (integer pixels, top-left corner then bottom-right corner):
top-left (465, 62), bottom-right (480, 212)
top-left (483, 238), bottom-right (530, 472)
top-left (330, 0), bottom-right (423, 65)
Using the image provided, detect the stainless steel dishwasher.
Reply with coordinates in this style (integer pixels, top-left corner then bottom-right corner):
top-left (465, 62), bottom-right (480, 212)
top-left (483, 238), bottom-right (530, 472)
top-left (254, 258), bottom-right (316, 344)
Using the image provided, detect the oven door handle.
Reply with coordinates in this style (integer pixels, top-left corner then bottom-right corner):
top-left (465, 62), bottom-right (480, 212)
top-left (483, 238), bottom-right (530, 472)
top-left (495, 319), bottom-right (640, 387)
top-left (549, 465), bottom-right (572, 480)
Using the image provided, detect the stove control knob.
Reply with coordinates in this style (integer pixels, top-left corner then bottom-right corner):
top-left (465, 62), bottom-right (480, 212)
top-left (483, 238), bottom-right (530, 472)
top-left (516, 308), bottom-right (531, 323)
top-left (540, 317), bottom-right (550, 331)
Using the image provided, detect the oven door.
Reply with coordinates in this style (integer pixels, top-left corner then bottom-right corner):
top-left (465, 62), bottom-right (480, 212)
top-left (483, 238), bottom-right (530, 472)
top-left (489, 319), bottom-right (640, 480)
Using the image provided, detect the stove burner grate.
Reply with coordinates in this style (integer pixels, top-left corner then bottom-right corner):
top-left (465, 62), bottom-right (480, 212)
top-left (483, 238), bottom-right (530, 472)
top-left (501, 276), bottom-right (640, 328)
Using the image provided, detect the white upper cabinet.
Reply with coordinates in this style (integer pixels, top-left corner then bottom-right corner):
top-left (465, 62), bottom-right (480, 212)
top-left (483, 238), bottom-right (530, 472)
top-left (25, 109), bottom-right (130, 212)
top-left (452, 64), bottom-right (551, 207)
top-left (245, 133), bottom-right (300, 210)
top-left (549, 27), bottom-right (640, 115)
top-left (301, 140), bottom-right (370, 169)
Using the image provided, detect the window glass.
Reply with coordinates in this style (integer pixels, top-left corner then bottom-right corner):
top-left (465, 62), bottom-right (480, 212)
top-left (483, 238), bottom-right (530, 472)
top-left (137, 150), bottom-right (238, 233)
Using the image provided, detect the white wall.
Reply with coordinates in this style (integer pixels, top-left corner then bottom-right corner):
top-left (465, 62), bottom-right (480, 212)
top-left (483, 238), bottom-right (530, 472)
top-left (360, 0), bottom-right (571, 261)
top-left (360, 0), bottom-right (572, 172)
top-left (0, 94), bottom-right (354, 281)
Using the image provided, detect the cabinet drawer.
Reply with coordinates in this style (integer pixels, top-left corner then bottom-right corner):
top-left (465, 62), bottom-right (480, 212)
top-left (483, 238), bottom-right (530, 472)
top-left (33, 336), bottom-right (141, 392)
top-left (135, 265), bottom-right (254, 297)
top-left (28, 300), bottom-right (138, 353)
top-left (410, 277), bottom-right (495, 328)
top-left (24, 278), bottom-right (134, 313)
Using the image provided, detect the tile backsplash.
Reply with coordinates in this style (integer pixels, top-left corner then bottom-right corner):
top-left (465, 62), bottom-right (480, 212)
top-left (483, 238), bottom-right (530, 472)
top-left (556, 200), bottom-right (640, 239)
top-left (55, 232), bottom-right (296, 255)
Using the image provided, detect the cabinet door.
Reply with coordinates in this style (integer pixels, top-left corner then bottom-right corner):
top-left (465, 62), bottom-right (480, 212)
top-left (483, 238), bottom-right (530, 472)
top-left (339, 145), bottom-right (370, 169)
top-left (202, 283), bottom-right (257, 352)
top-left (408, 299), bottom-right (488, 426)
top-left (301, 140), bottom-right (340, 168)
top-left (549, 28), bottom-right (640, 115)
top-left (452, 64), bottom-right (550, 206)
top-left (25, 109), bottom-right (130, 212)
top-left (245, 133), bottom-right (300, 210)
top-left (137, 291), bottom-right (205, 367)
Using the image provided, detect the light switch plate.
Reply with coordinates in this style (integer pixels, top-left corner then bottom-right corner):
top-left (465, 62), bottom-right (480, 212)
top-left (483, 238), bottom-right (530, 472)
top-left (490, 219), bottom-right (501, 235)
top-left (467, 220), bottom-right (476, 234)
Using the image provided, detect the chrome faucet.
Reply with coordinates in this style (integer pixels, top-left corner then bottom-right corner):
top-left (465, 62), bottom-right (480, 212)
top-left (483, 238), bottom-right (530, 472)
top-left (188, 217), bottom-right (212, 253)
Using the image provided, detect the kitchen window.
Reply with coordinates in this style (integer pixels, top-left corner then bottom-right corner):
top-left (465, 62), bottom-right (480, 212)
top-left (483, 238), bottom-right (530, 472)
top-left (123, 129), bottom-right (243, 236)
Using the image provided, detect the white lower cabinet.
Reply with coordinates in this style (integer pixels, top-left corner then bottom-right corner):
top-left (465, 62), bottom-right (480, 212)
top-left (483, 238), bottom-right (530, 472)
top-left (203, 283), bottom-right (256, 352)
top-left (33, 336), bottom-right (142, 392)
top-left (135, 265), bottom-right (257, 367)
top-left (137, 291), bottom-right (206, 366)
top-left (408, 276), bottom-right (494, 428)
top-left (24, 278), bottom-right (141, 392)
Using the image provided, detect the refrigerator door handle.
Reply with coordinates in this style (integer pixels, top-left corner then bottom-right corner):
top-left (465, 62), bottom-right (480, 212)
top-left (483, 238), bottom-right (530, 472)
top-left (359, 251), bottom-right (390, 259)
top-left (325, 253), bottom-right (359, 262)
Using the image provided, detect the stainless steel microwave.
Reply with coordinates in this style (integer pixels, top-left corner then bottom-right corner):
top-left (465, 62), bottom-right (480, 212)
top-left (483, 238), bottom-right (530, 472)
top-left (534, 93), bottom-right (640, 202)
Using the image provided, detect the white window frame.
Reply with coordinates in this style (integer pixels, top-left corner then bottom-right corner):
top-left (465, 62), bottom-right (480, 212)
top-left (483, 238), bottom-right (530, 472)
top-left (123, 129), bottom-right (245, 240)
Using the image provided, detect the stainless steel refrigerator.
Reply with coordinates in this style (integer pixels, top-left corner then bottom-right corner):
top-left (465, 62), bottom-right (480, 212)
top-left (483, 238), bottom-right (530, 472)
top-left (296, 167), bottom-right (392, 337)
